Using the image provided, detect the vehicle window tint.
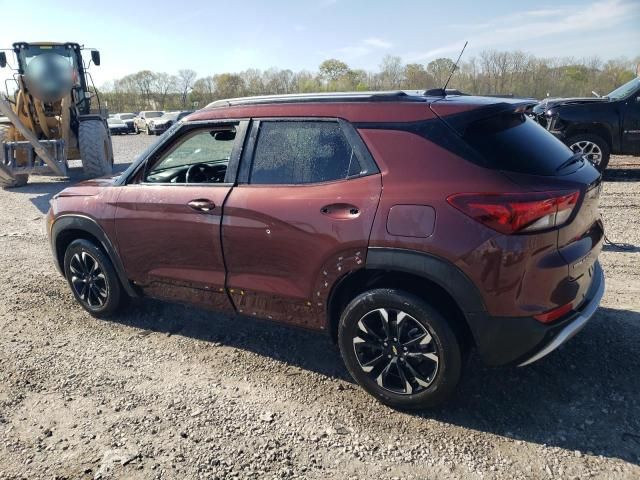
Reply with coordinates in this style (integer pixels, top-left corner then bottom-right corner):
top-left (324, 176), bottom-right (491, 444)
top-left (250, 121), bottom-right (360, 184)
top-left (463, 114), bottom-right (574, 175)
top-left (145, 128), bottom-right (235, 184)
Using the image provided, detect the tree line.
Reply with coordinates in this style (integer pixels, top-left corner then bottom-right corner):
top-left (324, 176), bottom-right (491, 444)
top-left (99, 50), bottom-right (639, 113)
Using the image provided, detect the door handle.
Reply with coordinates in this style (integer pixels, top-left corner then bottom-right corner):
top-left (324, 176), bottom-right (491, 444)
top-left (320, 203), bottom-right (361, 219)
top-left (188, 199), bottom-right (216, 212)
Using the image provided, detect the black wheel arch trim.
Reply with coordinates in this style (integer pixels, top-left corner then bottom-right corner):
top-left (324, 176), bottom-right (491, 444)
top-left (50, 214), bottom-right (138, 297)
top-left (365, 247), bottom-right (486, 314)
top-left (365, 247), bottom-right (490, 357)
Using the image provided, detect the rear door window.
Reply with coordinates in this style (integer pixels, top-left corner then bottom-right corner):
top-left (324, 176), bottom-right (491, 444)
top-left (249, 121), bottom-right (361, 184)
top-left (464, 113), bottom-right (575, 175)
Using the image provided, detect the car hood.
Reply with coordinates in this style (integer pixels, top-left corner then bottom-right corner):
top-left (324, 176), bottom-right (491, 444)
top-left (534, 96), bottom-right (610, 111)
top-left (55, 175), bottom-right (119, 197)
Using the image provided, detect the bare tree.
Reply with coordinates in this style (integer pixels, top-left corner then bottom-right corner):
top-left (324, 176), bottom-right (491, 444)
top-left (153, 72), bottom-right (177, 110)
top-left (379, 55), bottom-right (404, 89)
top-left (101, 52), bottom-right (639, 112)
top-left (177, 69), bottom-right (197, 108)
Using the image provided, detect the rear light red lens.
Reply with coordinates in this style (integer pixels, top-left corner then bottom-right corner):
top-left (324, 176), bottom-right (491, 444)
top-left (534, 302), bottom-right (573, 324)
top-left (447, 191), bottom-right (580, 234)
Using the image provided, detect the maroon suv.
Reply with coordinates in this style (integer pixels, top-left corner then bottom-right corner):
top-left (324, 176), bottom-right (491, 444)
top-left (47, 91), bottom-right (605, 409)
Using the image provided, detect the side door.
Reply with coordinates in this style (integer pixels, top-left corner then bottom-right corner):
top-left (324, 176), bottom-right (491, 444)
top-left (114, 120), bottom-right (247, 312)
top-left (621, 92), bottom-right (640, 154)
top-left (222, 119), bottom-right (382, 329)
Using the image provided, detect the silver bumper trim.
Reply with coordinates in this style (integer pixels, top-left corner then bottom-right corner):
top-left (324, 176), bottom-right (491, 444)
top-left (518, 265), bottom-right (605, 367)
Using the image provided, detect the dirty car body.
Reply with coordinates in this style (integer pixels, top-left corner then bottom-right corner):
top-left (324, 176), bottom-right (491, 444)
top-left (47, 91), bottom-right (605, 408)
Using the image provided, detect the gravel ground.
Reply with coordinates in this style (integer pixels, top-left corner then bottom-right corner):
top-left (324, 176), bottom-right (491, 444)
top-left (0, 134), bottom-right (639, 479)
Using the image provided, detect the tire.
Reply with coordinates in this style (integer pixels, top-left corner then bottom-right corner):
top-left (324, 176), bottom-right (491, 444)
top-left (146, 124), bottom-right (153, 135)
top-left (0, 124), bottom-right (29, 188)
top-left (566, 133), bottom-right (610, 172)
top-left (79, 120), bottom-right (113, 178)
top-left (338, 288), bottom-right (462, 409)
top-left (63, 239), bottom-right (124, 318)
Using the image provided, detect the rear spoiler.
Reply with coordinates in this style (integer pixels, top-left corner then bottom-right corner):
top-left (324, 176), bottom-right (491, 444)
top-left (430, 99), bottom-right (537, 136)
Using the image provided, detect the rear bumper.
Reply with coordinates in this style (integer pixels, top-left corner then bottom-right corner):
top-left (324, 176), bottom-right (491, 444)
top-left (517, 262), bottom-right (605, 366)
top-left (472, 261), bottom-right (604, 366)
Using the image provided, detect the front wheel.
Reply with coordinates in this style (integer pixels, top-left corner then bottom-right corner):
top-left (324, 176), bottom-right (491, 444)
top-left (338, 289), bottom-right (462, 409)
top-left (63, 239), bottom-right (124, 318)
top-left (79, 120), bottom-right (113, 178)
top-left (566, 134), bottom-right (610, 172)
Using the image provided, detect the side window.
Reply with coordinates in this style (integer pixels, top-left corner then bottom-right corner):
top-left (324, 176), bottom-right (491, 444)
top-left (145, 127), bottom-right (236, 184)
top-left (249, 121), bottom-right (362, 185)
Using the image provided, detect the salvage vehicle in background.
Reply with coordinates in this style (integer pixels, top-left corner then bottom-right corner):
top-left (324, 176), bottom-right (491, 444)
top-left (147, 110), bottom-right (193, 135)
top-left (531, 76), bottom-right (640, 171)
top-left (113, 112), bottom-right (136, 133)
top-left (47, 91), bottom-right (605, 409)
top-left (0, 42), bottom-right (113, 187)
top-left (107, 117), bottom-right (129, 135)
top-left (133, 111), bottom-right (164, 134)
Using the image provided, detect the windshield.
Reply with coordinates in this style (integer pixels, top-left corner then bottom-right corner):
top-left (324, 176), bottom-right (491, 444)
top-left (108, 118), bottom-right (124, 124)
top-left (119, 113), bottom-right (135, 120)
top-left (146, 111), bottom-right (163, 118)
top-left (17, 44), bottom-right (77, 71)
top-left (160, 112), bottom-right (179, 121)
top-left (118, 122), bottom-right (183, 184)
top-left (607, 77), bottom-right (640, 100)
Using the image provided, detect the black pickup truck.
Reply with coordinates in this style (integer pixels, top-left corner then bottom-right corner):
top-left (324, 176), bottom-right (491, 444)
top-left (531, 77), bottom-right (640, 171)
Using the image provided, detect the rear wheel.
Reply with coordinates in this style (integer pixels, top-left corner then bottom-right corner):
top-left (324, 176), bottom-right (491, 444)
top-left (0, 124), bottom-right (29, 188)
top-left (79, 120), bottom-right (113, 178)
top-left (566, 133), bottom-right (610, 172)
top-left (338, 288), bottom-right (462, 409)
top-left (63, 239), bottom-right (124, 318)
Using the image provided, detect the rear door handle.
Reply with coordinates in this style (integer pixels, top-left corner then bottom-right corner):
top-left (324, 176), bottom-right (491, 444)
top-left (320, 203), bottom-right (361, 219)
top-left (188, 199), bottom-right (216, 212)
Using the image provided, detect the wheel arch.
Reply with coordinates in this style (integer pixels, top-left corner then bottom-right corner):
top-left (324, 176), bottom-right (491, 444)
top-left (327, 247), bottom-right (486, 351)
top-left (565, 123), bottom-right (613, 150)
top-left (51, 215), bottom-right (137, 297)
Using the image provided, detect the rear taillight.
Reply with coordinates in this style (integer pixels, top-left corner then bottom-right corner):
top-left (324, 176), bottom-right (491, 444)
top-left (447, 191), bottom-right (580, 234)
top-left (534, 301), bottom-right (573, 324)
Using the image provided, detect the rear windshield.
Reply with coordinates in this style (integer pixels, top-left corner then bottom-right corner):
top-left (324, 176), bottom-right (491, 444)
top-left (464, 113), bottom-right (574, 175)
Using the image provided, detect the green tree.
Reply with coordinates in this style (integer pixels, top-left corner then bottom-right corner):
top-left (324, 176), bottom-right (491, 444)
top-left (427, 58), bottom-right (456, 87)
top-left (319, 59), bottom-right (350, 83)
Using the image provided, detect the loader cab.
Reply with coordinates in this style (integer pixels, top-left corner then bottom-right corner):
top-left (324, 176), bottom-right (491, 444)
top-left (12, 42), bottom-right (94, 115)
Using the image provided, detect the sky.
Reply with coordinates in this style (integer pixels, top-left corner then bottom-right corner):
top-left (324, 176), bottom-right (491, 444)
top-left (0, 0), bottom-right (638, 87)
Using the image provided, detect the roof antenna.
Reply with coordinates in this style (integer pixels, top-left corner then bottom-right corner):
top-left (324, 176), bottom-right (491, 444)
top-left (443, 41), bottom-right (468, 92)
top-left (425, 41), bottom-right (468, 97)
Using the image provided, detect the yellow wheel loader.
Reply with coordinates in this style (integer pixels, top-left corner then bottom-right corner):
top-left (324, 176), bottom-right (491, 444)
top-left (0, 42), bottom-right (113, 188)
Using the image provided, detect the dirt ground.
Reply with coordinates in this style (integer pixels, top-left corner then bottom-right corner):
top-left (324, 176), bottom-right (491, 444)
top-left (0, 135), bottom-right (639, 479)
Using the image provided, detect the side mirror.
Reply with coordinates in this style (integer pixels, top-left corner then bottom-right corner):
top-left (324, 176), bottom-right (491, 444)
top-left (0, 52), bottom-right (6, 68)
top-left (91, 50), bottom-right (101, 66)
top-left (213, 130), bottom-right (236, 141)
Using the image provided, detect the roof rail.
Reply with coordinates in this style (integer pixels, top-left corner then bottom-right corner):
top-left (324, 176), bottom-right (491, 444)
top-left (205, 90), bottom-right (427, 108)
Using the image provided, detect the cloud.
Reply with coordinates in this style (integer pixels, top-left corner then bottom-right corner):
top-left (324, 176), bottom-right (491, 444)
top-left (407, 0), bottom-right (640, 61)
top-left (337, 37), bottom-right (393, 59)
top-left (363, 37), bottom-right (393, 49)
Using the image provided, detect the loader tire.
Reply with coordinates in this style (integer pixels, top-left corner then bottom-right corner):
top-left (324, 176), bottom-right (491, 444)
top-left (0, 124), bottom-right (28, 188)
top-left (79, 120), bottom-right (113, 178)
